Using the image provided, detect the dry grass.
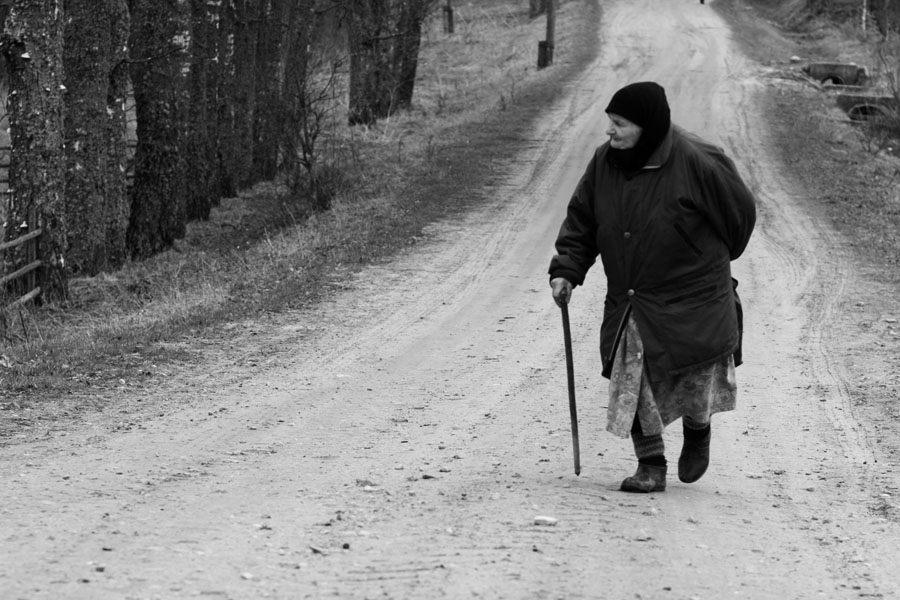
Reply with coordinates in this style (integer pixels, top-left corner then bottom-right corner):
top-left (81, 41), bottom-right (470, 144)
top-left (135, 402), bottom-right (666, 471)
top-left (0, 0), bottom-right (600, 405)
top-left (719, 0), bottom-right (900, 276)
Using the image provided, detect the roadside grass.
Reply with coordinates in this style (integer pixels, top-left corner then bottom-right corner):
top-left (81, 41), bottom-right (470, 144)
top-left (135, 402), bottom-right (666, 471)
top-left (0, 0), bottom-right (600, 406)
top-left (717, 0), bottom-right (900, 280)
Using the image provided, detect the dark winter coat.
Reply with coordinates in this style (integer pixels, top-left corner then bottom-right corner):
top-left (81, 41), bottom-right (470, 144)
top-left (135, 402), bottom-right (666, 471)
top-left (548, 125), bottom-right (756, 382)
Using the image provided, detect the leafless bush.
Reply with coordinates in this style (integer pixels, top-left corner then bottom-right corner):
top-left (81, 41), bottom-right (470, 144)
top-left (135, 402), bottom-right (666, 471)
top-left (280, 53), bottom-right (343, 212)
top-left (273, 10), bottom-right (349, 215)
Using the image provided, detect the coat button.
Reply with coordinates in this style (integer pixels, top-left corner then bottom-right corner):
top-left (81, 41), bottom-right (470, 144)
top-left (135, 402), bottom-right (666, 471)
top-left (627, 289), bottom-right (635, 296)
top-left (624, 231), bottom-right (631, 239)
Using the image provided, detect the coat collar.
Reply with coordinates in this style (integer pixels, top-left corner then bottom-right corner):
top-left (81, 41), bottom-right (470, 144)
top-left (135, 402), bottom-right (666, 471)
top-left (642, 124), bottom-right (674, 170)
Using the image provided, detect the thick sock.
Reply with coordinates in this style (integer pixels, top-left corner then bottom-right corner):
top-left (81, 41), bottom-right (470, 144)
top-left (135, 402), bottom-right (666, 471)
top-left (683, 416), bottom-right (710, 442)
top-left (638, 455), bottom-right (667, 467)
top-left (631, 417), bottom-right (666, 466)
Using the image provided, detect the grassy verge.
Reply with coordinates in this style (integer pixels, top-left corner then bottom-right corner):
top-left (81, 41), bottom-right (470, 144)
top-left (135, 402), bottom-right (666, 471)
top-left (716, 0), bottom-right (900, 281)
top-left (0, 0), bottom-right (601, 410)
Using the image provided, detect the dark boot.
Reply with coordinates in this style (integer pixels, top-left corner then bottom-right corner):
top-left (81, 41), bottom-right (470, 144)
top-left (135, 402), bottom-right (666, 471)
top-left (678, 425), bottom-right (711, 483)
top-left (620, 463), bottom-right (667, 493)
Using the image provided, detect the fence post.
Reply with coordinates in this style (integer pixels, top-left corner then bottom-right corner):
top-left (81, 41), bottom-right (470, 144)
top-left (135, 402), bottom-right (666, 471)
top-left (537, 0), bottom-right (555, 69)
top-left (443, 0), bottom-right (454, 34)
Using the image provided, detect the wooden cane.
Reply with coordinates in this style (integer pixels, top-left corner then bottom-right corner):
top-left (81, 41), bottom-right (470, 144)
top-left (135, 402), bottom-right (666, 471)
top-left (560, 296), bottom-right (581, 476)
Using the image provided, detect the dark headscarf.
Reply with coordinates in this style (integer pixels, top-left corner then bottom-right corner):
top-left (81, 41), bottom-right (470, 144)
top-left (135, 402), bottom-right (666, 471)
top-left (604, 81), bottom-right (671, 172)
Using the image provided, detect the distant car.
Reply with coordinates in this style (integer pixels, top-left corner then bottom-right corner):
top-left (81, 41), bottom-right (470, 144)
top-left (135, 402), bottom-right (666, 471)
top-left (803, 62), bottom-right (869, 86)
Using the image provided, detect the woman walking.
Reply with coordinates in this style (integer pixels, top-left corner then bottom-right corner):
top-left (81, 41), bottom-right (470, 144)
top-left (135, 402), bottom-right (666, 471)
top-left (548, 81), bottom-right (756, 492)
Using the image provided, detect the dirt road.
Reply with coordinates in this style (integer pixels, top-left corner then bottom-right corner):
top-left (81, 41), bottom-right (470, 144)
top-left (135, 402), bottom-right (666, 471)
top-left (4, 0), bottom-right (900, 598)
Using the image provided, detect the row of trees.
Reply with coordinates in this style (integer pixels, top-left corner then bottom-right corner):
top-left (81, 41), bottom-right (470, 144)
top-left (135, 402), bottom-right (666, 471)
top-left (0, 0), bottom-right (437, 303)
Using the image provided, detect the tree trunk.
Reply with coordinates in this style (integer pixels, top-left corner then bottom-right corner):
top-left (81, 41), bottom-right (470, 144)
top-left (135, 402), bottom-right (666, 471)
top-left (251, 0), bottom-right (287, 181)
top-left (1, 0), bottom-right (67, 302)
top-left (223, 0), bottom-right (260, 190)
top-left (213, 0), bottom-right (237, 198)
top-left (126, 0), bottom-right (189, 259)
top-left (63, 0), bottom-right (130, 275)
top-left (346, 0), bottom-right (431, 125)
top-left (185, 0), bottom-right (216, 221)
top-left (347, 1), bottom-right (393, 126)
top-left (105, 0), bottom-right (131, 270)
top-left (394, 0), bottom-right (427, 108)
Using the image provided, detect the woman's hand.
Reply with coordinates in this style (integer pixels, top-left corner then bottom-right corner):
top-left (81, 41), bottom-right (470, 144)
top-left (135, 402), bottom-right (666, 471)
top-left (550, 277), bottom-right (573, 307)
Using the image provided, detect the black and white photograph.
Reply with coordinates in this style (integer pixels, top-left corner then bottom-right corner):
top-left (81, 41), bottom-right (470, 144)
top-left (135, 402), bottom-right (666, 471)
top-left (2, 0), bottom-right (900, 598)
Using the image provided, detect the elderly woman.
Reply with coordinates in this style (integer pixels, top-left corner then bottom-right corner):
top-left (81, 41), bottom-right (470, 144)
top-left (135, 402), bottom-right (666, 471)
top-left (549, 81), bottom-right (756, 493)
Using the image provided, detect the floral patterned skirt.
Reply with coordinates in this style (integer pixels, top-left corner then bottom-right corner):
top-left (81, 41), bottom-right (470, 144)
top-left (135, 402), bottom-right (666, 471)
top-left (606, 313), bottom-right (737, 438)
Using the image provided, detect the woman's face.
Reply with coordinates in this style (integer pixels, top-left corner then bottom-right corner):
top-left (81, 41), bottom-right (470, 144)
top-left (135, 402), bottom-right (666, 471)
top-left (606, 113), bottom-right (642, 149)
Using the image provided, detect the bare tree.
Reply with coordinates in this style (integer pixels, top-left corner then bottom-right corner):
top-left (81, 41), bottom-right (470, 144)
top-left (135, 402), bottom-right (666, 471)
top-left (345, 0), bottom-right (434, 125)
top-left (279, 2), bottom-right (341, 209)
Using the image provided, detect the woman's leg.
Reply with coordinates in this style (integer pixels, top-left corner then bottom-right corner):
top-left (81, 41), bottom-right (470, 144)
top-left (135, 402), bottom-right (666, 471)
top-left (631, 417), bottom-right (666, 466)
top-left (621, 417), bottom-right (667, 492)
top-left (679, 415), bottom-right (711, 483)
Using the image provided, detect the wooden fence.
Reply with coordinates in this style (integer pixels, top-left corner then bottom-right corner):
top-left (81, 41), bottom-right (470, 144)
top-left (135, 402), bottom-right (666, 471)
top-left (0, 228), bottom-right (41, 310)
top-left (0, 145), bottom-right (42, 311)
top-left (0, 141), bottom-right (135, 311)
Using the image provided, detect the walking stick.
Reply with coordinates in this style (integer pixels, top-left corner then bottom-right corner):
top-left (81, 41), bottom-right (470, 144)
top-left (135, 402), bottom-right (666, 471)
top-left (559, 293), bottom-right (581, 476)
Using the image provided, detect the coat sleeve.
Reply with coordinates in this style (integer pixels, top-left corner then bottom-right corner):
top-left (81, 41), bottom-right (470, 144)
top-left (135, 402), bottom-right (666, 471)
top-left (548, 151), bottom-right (601, 286)
top-left (696, 149), bottom-right (757, 260)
